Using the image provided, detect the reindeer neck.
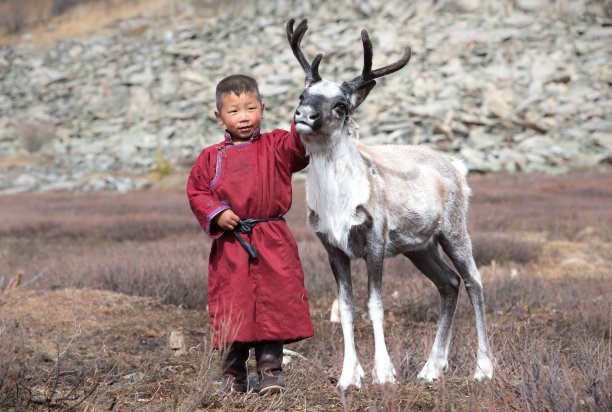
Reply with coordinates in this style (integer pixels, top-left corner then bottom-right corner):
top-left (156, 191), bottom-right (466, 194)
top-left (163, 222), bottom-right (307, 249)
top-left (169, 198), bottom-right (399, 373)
top-left (305, 120), bottom-right (371, 251)
top-left (307, 120), bottom-right (368, 188)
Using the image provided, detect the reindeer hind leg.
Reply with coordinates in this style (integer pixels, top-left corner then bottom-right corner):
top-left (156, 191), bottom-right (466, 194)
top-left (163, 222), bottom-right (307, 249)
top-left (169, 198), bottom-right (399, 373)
top-left (406, 241), bottom-right (460, 383)
top-left (439, 230), bottom-right (494, 381)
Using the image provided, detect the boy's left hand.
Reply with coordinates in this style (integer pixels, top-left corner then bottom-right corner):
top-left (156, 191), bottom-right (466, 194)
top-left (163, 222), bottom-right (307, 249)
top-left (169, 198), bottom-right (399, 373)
top-left (214, 209), bottom-right (241, 231)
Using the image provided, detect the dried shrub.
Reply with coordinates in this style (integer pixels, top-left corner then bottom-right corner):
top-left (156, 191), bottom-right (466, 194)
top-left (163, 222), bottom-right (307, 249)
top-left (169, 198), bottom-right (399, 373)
top-left (0, 171), bottom-right (610, 409)
top-left (51, 0), bottom-right (98, 16)
top-left (0, 320), bottom-right (109, 409)
top-left (468, 171), bottom-right (612, 241)
top-left (0, 0), bottom-right (126, 35)
top-left (0, 320), bottom-right (29, 408)
top-left (472, 233), bottom-right (541, 266)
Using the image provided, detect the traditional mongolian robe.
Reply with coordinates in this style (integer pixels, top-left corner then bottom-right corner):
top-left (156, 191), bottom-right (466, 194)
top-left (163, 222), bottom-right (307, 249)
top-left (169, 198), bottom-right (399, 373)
top-left (187, 125), bottom-right (314, 348)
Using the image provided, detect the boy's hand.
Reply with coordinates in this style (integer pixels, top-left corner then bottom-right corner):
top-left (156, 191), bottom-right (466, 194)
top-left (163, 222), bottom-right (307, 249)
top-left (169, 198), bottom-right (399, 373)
top-left (214, 209), bottom-right (241, 230)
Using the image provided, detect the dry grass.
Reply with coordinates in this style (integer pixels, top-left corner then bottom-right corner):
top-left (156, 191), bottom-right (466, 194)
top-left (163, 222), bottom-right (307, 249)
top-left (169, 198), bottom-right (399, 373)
top-left (0, 170), bottom-right (611, 410)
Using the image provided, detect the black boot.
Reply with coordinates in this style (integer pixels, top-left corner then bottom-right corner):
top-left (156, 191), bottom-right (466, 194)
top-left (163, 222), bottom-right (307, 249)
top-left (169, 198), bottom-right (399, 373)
top-left (255, 341), bottom-right (284, 395)
top-left (216, 343), bottom-right (250, 394)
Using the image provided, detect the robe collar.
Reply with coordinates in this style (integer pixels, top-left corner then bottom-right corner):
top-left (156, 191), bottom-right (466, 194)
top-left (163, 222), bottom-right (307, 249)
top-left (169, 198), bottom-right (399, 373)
top-left (223, 128), bottom-right (261, 145)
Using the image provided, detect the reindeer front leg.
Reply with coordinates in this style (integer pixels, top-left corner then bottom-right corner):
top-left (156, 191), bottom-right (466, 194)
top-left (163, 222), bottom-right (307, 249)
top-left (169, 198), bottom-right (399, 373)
top-left (366, 245), bottom-right (396, 385)
top-left (319, 236), bottom-right (365, 391)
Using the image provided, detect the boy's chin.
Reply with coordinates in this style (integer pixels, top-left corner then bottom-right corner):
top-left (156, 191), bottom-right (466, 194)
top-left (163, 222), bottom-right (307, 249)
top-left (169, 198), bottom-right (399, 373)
top-left (231, 130), bottom-right (254, 140)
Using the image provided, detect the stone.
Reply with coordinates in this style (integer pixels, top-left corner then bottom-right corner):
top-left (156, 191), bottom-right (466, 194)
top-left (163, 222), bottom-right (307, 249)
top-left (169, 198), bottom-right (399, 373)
top-left (169, 330), bottom-right (186, 357)
top-left (0, 0), bottom-right (610, 193)
top-left (330, 298), bottom-right (340, 323)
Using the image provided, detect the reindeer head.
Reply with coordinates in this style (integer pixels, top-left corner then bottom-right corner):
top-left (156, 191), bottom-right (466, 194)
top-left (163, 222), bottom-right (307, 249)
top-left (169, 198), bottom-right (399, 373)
top-left (287, 18), bottom-right (411, 150)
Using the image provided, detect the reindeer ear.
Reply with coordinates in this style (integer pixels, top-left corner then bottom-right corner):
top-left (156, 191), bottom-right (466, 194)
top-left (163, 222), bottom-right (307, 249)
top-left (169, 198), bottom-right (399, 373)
top-left (349, 80), bottom-right (376, 111)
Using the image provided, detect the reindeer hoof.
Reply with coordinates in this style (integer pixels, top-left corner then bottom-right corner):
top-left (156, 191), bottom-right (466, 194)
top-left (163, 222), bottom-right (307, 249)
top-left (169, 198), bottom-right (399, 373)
top-left (473, 357), bottom-right (494, 382)
top-left (416, 359), bottom-right (446, 384)
top-left (415, 376), bottom-right (437, 384)
top-left (472, 368), bottom-right (493, 382)
top-left (336, 383), bottom-right (360, 396)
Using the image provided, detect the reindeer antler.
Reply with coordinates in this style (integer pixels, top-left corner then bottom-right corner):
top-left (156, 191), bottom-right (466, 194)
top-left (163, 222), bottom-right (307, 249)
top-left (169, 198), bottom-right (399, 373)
top-left (343, 29), bottom-right (412, 91)
top-left (286, 18), bottom-right (323, 84)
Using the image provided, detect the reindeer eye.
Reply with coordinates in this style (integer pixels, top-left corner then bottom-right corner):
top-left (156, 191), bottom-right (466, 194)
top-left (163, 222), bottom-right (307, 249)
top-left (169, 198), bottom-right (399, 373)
top-left (299, 94), bottom-right (304, 103)
top-left (334, 102), bottom-right (348, 114)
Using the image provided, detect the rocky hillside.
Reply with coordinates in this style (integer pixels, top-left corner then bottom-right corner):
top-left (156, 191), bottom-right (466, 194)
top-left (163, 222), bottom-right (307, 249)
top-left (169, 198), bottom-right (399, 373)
top-left (0, 0), bottom-right (610, 193)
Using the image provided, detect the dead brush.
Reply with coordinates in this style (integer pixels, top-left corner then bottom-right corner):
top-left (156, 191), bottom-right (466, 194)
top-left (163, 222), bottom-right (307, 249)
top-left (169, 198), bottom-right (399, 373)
top-left (0, 172), bottom-right (610, 409)
top-left (0, 320), bottom-right (29, 408)
top-left (0, 320), bottom-right (111, 409)
top-left (490, 322), bottom-right (611, 411)
top-left (471, 233), bottom-right (541, 266)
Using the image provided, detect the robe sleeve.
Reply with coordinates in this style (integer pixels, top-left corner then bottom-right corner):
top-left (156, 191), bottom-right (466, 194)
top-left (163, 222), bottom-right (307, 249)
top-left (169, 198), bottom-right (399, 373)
top-left (274, 122), bottom-right (309, 173)
top-left (186, 150), bottom-right (230, 239)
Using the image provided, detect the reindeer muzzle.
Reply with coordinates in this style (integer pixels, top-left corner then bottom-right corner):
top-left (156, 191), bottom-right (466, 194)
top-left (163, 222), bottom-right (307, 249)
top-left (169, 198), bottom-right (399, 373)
top-left (294, 104), bottom-right (322, 132)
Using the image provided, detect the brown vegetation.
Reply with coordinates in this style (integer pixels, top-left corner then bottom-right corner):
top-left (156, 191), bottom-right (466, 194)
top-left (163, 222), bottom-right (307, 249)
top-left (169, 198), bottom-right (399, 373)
top-left (0, 170), bottom-right (611, 410)
top-left (0, 0), bottom-right (170, 45)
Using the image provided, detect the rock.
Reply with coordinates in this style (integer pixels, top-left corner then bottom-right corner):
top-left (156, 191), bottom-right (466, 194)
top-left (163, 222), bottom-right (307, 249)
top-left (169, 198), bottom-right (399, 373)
top-left (0, 1), bottom-right (610, 193)
top-left (122, 372), bottom-right (146, 381)
top-left (169, 330), bottom-right (186, 357)
top-left (13, 174), bottom-right (37, 189)
top-left (483, 89), bottom-right (515, 120)
top-left (516, 0), bottom-right (545, 12)
top-left (330, 298), bottom-right (340, 323)
top-left (460, 146), bottom-right (496, 173)
top-left (282, 348), bottom-right (307, 366)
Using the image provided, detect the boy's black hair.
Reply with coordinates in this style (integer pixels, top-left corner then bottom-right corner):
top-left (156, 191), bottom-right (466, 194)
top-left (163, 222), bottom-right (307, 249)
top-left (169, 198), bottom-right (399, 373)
top-left (215, 74), bottom-right (262, 111)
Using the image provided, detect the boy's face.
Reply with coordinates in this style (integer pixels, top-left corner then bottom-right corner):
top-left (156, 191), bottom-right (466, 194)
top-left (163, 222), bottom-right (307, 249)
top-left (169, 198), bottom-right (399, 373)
top-left (215, 92), bottom-right (265, 142)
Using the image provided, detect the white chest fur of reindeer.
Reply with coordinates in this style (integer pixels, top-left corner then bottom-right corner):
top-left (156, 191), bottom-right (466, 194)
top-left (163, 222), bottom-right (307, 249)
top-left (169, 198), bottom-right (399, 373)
top-left (287, 18), bottom-right (494, 392)
top-left (305, 120), bottom-right (373, 256)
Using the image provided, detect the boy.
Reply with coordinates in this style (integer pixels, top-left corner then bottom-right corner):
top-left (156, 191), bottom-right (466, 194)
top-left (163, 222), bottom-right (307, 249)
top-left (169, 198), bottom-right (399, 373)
top-left (186, 74), bottom-right (314, 395)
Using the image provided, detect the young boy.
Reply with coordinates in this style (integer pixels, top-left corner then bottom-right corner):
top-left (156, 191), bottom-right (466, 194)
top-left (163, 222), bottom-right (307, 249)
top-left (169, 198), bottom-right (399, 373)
top-left (186, 74), bottom-right (314, 395)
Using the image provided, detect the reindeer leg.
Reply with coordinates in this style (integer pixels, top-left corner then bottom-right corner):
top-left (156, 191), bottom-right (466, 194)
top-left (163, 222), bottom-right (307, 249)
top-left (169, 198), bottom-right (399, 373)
top-left (406, 241), bottom-right (460, 383)
top-left (440, 231), bottom-right (494, 381)
top-left (365, 247), bottom-right (396, 385)
top-left (319, 236), bottom-right (365, 391)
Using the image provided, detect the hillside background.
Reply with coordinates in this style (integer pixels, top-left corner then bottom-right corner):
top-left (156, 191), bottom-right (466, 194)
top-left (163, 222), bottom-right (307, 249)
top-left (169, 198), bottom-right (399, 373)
top-left (0, 0), bottom-right (611, 193)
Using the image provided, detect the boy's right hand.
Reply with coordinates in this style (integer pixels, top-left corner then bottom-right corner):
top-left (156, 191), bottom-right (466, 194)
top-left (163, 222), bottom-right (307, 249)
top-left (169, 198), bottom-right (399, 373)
top-left (214, 209), bottom-right (241, 231)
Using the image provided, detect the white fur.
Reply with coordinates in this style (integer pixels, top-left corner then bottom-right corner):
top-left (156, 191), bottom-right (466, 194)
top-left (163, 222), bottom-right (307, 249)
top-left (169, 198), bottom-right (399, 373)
top-left (308, 79), bottom-right (344, 98)
top-left (369, 291), bottom-right (396, 384)
top-left (307, 129), bottom-right (370, 256)
top-left (338, 290), bottom-right (365, 389)
top-left (474, 349), bottom-right (495, 381)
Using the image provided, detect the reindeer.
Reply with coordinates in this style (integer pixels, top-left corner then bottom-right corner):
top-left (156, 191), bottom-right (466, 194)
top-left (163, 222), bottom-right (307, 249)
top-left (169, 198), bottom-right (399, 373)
top-left (286, 19), bottom-right (494, 391)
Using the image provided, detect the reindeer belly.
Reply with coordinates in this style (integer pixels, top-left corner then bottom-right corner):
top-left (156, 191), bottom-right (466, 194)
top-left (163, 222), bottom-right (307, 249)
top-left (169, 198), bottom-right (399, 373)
top-left (384, 208), bottom-right (443, 256)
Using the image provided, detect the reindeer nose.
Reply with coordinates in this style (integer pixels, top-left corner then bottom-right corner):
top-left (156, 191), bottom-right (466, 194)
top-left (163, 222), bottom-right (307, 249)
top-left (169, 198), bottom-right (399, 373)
top-left (295, 105), bottom-right (321, 130)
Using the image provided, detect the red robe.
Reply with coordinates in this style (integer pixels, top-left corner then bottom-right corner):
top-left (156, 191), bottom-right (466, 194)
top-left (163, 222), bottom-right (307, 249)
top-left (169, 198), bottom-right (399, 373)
top-left (187, 124), bottom-right (314, 348)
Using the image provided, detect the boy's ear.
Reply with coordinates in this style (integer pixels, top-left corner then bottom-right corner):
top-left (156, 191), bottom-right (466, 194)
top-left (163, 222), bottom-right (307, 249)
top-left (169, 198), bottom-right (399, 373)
top-left (260, 102), bottom-right (265, 118)
top-left (214, 110), bottom-right (225, 126)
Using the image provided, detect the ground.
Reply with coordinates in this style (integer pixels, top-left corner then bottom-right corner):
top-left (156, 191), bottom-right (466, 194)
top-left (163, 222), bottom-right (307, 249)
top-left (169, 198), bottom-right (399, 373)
top-left (1, 171), bottom-right (611, 410)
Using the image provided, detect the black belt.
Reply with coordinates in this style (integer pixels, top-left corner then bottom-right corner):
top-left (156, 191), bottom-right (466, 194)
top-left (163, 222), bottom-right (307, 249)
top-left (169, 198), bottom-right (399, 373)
top-left (221, 201), bottom-right (283, 259)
